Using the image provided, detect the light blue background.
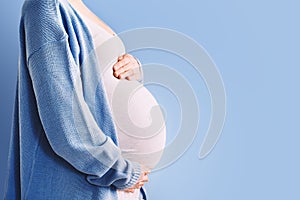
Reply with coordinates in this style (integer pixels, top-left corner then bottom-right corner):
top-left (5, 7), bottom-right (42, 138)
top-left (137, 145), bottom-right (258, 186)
top-left (1, 0), bottom-right (299, 199)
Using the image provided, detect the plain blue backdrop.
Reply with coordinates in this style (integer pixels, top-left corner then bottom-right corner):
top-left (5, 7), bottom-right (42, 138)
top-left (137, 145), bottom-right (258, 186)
top-left (1, 0), bottom-right (300, 199)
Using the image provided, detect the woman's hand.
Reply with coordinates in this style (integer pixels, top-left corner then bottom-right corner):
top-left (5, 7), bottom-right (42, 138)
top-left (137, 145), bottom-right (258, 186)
top-left (121, 169), bottom-right (150, 193)
top-left (112, 54), bottom-right (142, 81)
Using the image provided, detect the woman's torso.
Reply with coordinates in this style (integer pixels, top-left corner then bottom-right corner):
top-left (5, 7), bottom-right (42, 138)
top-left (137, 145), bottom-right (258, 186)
top-left (68, 0), bottom-right (166, 170)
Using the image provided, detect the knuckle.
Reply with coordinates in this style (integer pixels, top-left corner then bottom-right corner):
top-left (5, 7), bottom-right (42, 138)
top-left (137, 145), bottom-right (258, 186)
top-left (125, 64), bottom-right (132, 71)
top-left (128, 54), bottom-right (134, 59)
top-left (125, 56), bottom-right (131, 63)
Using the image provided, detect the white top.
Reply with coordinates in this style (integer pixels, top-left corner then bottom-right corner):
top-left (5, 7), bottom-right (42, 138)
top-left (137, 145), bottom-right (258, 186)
top-left (81, 14), bottom-right (166, 169)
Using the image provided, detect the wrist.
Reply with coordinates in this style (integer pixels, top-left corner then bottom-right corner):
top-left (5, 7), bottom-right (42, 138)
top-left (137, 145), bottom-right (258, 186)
top-left (115, 161), bottom-right (142, 190)
top-left (133, 56), bottom-right (144, 83)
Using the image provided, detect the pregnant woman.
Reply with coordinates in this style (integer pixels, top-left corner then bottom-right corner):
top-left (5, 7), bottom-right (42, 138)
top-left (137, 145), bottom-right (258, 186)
top-left (4, 0), bottom-right (166, 199)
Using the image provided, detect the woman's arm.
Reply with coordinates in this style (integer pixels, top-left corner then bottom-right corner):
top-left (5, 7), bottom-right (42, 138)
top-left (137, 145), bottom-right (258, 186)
top-left (27, 37), bottom-right (141, 190)
top-left (22, 0), bottom-right (141, 190)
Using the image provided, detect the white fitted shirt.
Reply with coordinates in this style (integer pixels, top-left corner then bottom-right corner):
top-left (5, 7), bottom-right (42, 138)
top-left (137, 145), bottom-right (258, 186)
top-left (80, 14), bottom-right (166, 200)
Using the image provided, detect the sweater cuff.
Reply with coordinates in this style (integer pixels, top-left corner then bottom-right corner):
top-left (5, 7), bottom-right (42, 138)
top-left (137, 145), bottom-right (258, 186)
top-left (116, 161), bottom-right (141, 190)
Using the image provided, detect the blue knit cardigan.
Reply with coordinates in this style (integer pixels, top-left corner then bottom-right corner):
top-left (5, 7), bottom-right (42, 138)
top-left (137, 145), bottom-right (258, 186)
top-left (4, 0), bottom-right (144, 199)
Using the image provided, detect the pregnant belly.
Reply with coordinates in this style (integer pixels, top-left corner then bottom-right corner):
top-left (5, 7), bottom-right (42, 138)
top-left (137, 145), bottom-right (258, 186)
top-left (102, 67), bottom-right (166, 169)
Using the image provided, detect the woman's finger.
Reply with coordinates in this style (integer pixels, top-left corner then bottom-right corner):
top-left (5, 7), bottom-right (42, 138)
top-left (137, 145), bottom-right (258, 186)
top-left (113, 56), bottom-right (130, 71)
top-left (125, 75), bottom-right (134, 81)
top-left (118, 55), bottom-right (124, 60)
top-left (138, 182), bottom-right (145, 187)
top-left (122, 188), bottom-right (135, 193)
top-left (141, 175), bottom-right (149, 183)
top-left (114, 62), bottom-right (134, 77)
top-left (118, 69), bottom-right (134, 79)
top-left (124, 67), bottom-right (142, 80)
top-left (144, 170), bottom-right (151, 175)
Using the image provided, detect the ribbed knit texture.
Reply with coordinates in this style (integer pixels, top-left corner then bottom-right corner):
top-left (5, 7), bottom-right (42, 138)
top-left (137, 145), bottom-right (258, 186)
top-left (4, 0), bottom-right (143, 199)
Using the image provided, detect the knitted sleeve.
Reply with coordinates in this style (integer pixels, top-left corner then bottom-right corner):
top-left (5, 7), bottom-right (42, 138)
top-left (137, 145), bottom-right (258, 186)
top-left (22, 0), bottom-right (141, 189)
